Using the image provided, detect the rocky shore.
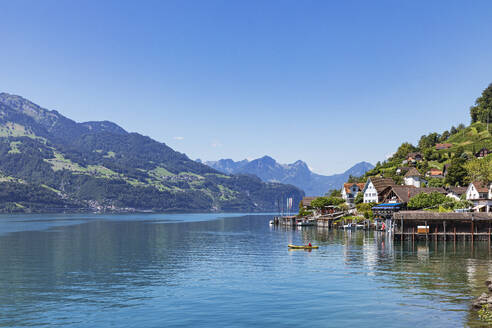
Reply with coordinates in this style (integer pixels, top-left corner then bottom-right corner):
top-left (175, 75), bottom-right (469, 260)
top-left (472, 278), bottom-right (492, 309)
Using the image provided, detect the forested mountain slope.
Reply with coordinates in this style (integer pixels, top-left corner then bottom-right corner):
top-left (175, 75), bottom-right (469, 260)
top-left (0, 93), bottom-right (303, 213)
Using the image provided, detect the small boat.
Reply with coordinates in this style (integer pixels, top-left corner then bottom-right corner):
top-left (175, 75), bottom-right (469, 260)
top-left (288, 244), bottom-right (319, 249)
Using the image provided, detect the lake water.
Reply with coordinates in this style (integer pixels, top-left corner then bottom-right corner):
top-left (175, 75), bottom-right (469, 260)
top-left (0, 213), bottom-right (490, 327)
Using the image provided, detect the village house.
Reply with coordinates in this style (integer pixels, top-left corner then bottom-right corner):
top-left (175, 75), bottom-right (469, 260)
top-left (446, 186), bottom-right (467, 201)
top-left (405, 152), bottom-right (423, 163)
top-left (425, 168), bottom-right (444, 179)
top-left (301, 196), bottom-right (316, 209)
top-left (465, 182), bottom-right (492, 212)
top-left (341, 182), bottom-right (365, 208)
top-left (475, 147), bottom-right (490, 158)
top-left (362, 177), bottom-right (395, 203)
top-left (435, 143), bottom-right (452, 150)
top-left (404, 167), bottom-right (423, 187)
top-left (380, 186), bottom-right (447, 205)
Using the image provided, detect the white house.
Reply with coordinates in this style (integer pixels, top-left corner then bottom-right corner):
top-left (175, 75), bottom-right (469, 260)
top-left (362, 177), bottom-right (395, 204)
top-left (404, 167), bottom-right (422, 188)
top-left (466, 182), bottom-right (492, 212)
top-left (341, 182), bottom-right (365, 208)
top-left (446, 187), bottom-right (467, 201)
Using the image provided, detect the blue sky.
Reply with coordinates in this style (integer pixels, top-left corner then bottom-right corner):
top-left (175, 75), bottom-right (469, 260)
top-left (1, 0), bottom-right (492, 175)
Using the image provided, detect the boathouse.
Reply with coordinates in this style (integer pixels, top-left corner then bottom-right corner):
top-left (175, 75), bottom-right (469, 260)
top-left (393, 211), bottom-right (492, 241)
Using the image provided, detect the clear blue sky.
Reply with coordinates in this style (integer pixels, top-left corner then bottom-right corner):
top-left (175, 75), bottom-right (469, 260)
top-left (1, 0), bottom-right (491, 175)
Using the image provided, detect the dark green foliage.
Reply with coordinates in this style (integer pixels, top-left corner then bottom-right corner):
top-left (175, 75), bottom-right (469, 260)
top-left (356, 202), bottom-right (375, 219)
top-left (407, 192), bottom-right (471, 211)
top-left (445, 157), bottom-right (467, 186)
top-left (470, 83), bottom-right (492, 124)
top-left (310, 196), bottom-right (345, 209)
top-left (391, 142), bottom-right (418, 162)
top-left (0, 182), bottom-right (81, 213)
top-left (326, 189), bottom-right (342, 197)
top-left (407, 192), bottom-right (450, 210)
top-left (427, 178), bottom-right (445, 188)
top-left (354, 192), bottom-right (363, 204)
top-left (418, 132), bottom-right (440, 149)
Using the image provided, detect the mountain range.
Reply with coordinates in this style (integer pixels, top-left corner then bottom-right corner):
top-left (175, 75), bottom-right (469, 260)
top-left (0, 93), bottom-right (304, 213)
top-left (204, 156), bottom-right (374, 196)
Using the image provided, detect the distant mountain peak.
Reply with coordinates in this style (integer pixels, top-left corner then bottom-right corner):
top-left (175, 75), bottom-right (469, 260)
top-left (205, 156), bottom-right (374, 196)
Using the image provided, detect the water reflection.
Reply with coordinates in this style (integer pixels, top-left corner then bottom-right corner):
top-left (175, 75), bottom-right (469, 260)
top-left (0, 215), bottom-right (490, 327)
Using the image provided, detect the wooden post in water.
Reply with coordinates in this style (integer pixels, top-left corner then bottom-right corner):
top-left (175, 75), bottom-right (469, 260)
top-left (488, 227), bottom-right (491, 249)
top-left (471, 221), bottom-right (474, 244)
top-left (425, 220), bottom-right (428, 242)
top-left (454, 226), bottom-right (456, 242)
top-left (443, 221), bottom-right (446, 242)
top-left (412, 227), bottom-right (415, 242)
top-left (435, 225), bottom-right (438, 241)
top-left (401, 215), bottom-right (404, 242)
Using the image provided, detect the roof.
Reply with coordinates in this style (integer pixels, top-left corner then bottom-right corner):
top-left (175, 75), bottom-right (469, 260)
top-left (428, 168), bottom-right (443, 176)
top-left (372, 203), bottom-right (403, 210)
top-left (471, 181), bottom-right (489, 193)
top-left (447, 186), bottom-right (467, 195)
top-left (406, 152), bottom-right (422, 159)
top-left (301, 196), bottom-right (317, 207)
top-left (435, 143), bottom-right (452, 149)
top-left (382, 186), bottom-right (446, 203)
top-left (394, 211), bottom-right (492, 221)
top-left (368, 177), bottom-right (395, 193)
top-left (343, 182), bottom-right (365, 193)
top-left (404, 167), bottom-right (421, 177)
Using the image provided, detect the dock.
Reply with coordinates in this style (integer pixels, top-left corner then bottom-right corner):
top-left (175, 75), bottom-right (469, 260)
top-left (271, 210), bottom-right (350, 229)
top-left (392, 211), bottom-right (492, 242)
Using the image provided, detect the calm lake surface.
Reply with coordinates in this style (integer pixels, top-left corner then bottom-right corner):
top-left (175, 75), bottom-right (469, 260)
top-left (0, 213), bottom-right (490, 327)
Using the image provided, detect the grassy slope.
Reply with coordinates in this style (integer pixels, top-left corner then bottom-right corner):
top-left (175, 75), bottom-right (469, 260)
top-left (0, 122), bottom-right (258, 211)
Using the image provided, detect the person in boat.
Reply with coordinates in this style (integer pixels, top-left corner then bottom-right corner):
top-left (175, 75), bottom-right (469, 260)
top-left (381, 222), bottom-right (386, 231)
top-left (308, 242), bottom-right (312, 247)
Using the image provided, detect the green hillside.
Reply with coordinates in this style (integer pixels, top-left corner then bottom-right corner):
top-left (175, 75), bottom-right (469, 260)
top-left (0, 93), bottom-right (304, 213)
top-left (363, 83), bottom-right (492, 187)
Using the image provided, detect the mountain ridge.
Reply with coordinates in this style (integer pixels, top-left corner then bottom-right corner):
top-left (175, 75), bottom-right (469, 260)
top-left (0, 93), bottom-right (304, 213)
top-left (205, 157), bottom-right (374, 196)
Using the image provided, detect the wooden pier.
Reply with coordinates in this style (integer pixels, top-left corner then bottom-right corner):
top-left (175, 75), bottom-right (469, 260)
top-left (392, 211), bottom-right (492, 241)
top-left (272, 211), bottom-right (349, 228)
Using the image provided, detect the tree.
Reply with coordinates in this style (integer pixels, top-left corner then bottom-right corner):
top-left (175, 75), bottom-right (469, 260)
top-left (407, 192), bottom-right (450, 210)
top-left (470, 83), bottom-right (492, 123)
top-left (310, 196), bottom-right (344, 209)
top-left (347, 175), bottom-right (363, 183)
top-left (440, 130), bottom-right (450, 141)
top-left (418, 132), bottom-right (440, 149)
top-left (326, 189), bottom-right (342, 198)
top-left (427, 178), bottom-right (444, 187)
top-left (354, 192), bottom-right (363, 204)
top-left (356, 202), bottom-right (375, 220)
top-left (390, 142), bottom-right (417, 161)
top-left (445, 157), bottom-right (467, 186)
top-left (464, 155), bottom-right (492, 184)
top-left (408, 192), bottom-right (472, 211)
